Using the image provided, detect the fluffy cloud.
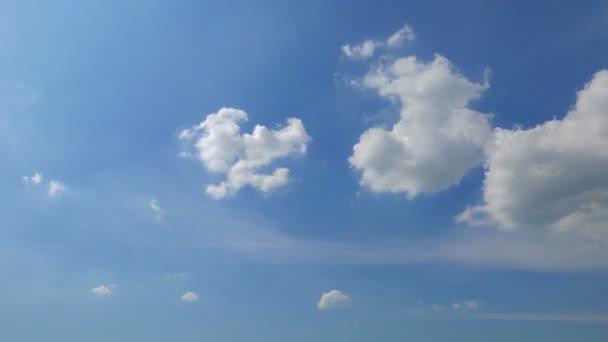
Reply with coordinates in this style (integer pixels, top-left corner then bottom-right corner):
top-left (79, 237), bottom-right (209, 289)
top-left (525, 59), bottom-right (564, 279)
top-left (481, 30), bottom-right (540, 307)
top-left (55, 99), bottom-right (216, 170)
top-left (48, 180), bottom-right (66, 197)
top-left (91, 285), bottom-right (111, 296)
top-left (342, 24), bottom-right (416, 61)
top-left (179, 107), bottom-right (310, 199)
top-left (317, 289), bottom-right (351, 309)
top-left (22, 172), bottom-right (43, 185)
top-left (349, 54), bottom-right (492, 197)
top-left (458, 70), bottom-right (608, 237)
top-left (181, 291), bottom-right (199, 302)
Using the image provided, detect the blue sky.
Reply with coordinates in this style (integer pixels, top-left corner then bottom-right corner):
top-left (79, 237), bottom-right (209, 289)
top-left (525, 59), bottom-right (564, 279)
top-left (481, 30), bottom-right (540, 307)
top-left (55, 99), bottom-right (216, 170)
top-left (1, 1), bottom-right (608, 341)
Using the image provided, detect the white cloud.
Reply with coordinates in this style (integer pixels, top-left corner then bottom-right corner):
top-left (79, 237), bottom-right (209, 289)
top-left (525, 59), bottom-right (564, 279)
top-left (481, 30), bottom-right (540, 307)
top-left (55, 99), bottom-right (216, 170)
top-left (458, 70), bottom-right (608, 238)
top-left (149, 199), bottom-right (163, 220)
top-left (342, 40), bottom-right (377, 60)
top-left (349, 54), bottom-right (492, 197)
top-left (22, 172), bottom-right (43, 185)
top-left (91, 285), bottom-right (111, 296)
top-left (386, 24), bottom-right (416, 47)
top-left (318, 289), bottom-right (351, 309)
top-left (452, 300), bottom-right (480, 310)
top-left (181, 291), bottom-right (199, 302)
top-left (179, 107), bottom-right (310, 199)
top-left (342, 24), bottom-right (415, 61)
top-left (48, 180), bottom-right (66, 197)
top-left (22, 172), bottom-right (68, 198)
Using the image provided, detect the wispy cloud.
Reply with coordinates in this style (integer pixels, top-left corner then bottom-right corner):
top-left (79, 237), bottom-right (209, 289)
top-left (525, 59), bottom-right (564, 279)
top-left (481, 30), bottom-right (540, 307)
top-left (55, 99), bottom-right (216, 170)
top-left (342, 23), bottom-right (416, 60)
top-left (218, 223), bottom-right (608, 271)
top-left (48, 180), bottom-right (66, 197)
top-left (149, 199), bottom-right (163, 220)
top-left (472, 313), bottom-right (608, 323)
top-left (22, 172), bottom-right (43, 186)
top-left (405, 300), bottom-right (608, 324)
top-left (21, 171), bottom-right (67, 198)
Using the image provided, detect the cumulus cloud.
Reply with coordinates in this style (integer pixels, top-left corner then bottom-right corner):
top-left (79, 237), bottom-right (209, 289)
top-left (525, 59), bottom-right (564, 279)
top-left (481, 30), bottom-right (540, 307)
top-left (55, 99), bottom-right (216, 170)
top-left (342, 24), bottom-right (416, 61)
top-left (386, 24), bottom-right (416, 47)
top-left (179, 107), bottom-right (310, 199)
top-left (22, 172), bottom-right (43, 185)
top-left (318, 289), bottom-right (351, 309)
top-left (458, 70), bottom-right (608, 238)
top-left (181, 291), bottom-right (199, 302)
top-left (48, 180), bottom-right (66, 197)
top-left (149, 199), bottom-right (163, 220)
top-left (349, 54), bottom-right (492, 197)
top-left (91, 285), bottom-right (111, 296)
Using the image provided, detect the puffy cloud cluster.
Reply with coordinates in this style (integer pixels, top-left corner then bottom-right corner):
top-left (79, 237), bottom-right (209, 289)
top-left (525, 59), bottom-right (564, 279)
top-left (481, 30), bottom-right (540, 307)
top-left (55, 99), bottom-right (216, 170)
top-left (346, 24), bottom-right (608, 238)
top-left (317, 289), bottom-right (351, 309)
top-left (342, 24), bottom-right (415, 60)
top-left (22, 171), bottom-right (67, 197)
top-left (349, 55), bottom-right (492, 197)
top-left (22, 172), bottom-right (43, 185)
top-left (180, 108), bottom-right (310, 199)
top-left (458, 70), bottom-right (608, 237)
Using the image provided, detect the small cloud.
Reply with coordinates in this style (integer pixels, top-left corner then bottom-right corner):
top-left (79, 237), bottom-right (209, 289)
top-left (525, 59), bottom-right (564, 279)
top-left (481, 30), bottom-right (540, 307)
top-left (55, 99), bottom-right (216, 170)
top-left (22, 172), bottom-right (43, 186)
top-left (453, 300), bottom-right (481, 310)
top-left (386, 24), bottom-right (416, 47)
top-left (149, 199), bottom-right (163, 220)
top-left (91, 285), bottom-right (112, 296)
top-left (342, 40), bottom-right (377, 60)
top-left (318, 289), bottom-right (351, 309)
top-left (48, 180), bottom-right (66, 197)
top-left (181, 291), bottom-right (199, 302)
top-left (342, 24), bottom-right (416, 61)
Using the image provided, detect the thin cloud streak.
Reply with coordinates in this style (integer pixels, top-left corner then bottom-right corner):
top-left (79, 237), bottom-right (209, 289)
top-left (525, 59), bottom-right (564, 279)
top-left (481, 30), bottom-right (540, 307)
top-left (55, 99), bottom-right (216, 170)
top-left (218, 226), bottom-right (608, 271)
top-left (472, 313), bottom-right (608, 323)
